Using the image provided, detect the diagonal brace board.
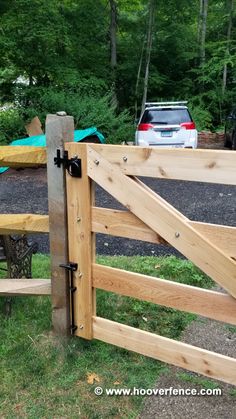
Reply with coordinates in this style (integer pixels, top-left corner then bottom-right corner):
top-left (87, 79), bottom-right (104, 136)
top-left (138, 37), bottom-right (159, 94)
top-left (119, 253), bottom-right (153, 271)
top-left (85, 144), bottom-right (236, 298)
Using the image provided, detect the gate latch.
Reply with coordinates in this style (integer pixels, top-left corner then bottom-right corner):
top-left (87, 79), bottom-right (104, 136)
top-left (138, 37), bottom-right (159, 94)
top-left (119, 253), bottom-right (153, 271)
top-left (54, 149), bottom-right (82, 178)
top-left (60, 262), bottom-right (78, 334)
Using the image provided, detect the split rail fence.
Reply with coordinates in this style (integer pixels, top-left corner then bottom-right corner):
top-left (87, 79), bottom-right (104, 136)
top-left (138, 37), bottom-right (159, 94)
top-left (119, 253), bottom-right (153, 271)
top-left (1, 113), bottom-right (236, 385)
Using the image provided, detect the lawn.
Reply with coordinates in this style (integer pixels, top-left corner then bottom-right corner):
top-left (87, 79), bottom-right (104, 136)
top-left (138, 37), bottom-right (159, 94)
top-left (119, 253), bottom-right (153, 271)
top-left (0, 255), bottom-right (212, 418)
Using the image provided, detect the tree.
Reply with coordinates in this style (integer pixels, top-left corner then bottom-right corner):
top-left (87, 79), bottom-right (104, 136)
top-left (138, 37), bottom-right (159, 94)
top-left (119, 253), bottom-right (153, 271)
top-left (141, 0), bottom-right (156, 115)
top-left (222, 0), bottom-right (234, 95)
top-left (199, 0), bottom-right (208, 65)
top-left (109, 0), bottom-right (118, 106)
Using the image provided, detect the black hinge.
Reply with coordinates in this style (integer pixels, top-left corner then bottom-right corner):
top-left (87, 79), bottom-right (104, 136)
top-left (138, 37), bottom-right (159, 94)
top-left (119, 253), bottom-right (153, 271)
top-left (60, 262), bottom-right (78, 334)
top-left (54, 149), bottom-right (82, 177)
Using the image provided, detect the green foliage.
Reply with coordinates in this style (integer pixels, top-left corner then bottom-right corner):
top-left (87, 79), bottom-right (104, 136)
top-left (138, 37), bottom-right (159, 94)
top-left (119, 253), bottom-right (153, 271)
top-left (0, 0), bottom-right (236, 133)
top-left (188, 103), bottom-right (213, 131)
top-left (0, 108), bottom-right (25, 144)
top-left (15, 86), bottom-right (134, 143)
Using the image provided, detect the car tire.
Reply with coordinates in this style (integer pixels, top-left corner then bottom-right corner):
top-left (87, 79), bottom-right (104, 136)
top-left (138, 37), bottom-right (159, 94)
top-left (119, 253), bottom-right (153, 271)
top-left (224, 132), bottom-right (232, 148)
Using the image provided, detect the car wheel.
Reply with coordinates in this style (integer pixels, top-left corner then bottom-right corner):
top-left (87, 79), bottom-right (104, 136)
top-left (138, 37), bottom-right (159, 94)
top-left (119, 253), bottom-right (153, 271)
top-left (224, 132), bottom-right (232, 148)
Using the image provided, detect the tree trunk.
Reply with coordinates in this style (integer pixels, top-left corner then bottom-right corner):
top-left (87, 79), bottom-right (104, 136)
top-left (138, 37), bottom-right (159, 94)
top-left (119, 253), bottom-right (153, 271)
top-left (222, 0), bottom-right (234, 95)
top-left (199, 0), bottom-right (208, 65)
top-left (141, 0), bottom-right (155, 115)
top-left (197, 0), bottom-right (203, 45)
top-left (109, 0), bottom-right (118, 107)
top-left (134, 37), bottom-right (146, 121)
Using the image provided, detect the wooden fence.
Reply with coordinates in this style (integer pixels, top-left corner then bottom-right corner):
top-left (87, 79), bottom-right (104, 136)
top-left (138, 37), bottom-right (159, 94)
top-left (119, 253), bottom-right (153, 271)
top-left (0, 113), bottom-right (236, 385)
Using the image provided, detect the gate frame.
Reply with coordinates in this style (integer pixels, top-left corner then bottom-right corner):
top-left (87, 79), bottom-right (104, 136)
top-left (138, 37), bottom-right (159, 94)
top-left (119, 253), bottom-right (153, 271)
top-left (65, 141), bottom-right (236, 385)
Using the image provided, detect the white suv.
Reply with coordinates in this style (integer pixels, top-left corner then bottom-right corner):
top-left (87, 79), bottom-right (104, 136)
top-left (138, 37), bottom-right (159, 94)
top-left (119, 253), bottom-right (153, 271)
top-left (135, 101), bottom-right (198, 148)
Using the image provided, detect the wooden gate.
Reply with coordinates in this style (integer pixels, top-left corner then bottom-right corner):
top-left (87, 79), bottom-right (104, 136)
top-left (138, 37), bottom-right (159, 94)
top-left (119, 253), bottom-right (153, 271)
top-left (65, 141), bottom-right (236, 385)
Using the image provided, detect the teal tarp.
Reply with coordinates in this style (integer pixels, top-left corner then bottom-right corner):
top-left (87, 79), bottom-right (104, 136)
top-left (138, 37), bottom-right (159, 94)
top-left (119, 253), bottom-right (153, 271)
top-left (0, 127), bottom-right (105, 174)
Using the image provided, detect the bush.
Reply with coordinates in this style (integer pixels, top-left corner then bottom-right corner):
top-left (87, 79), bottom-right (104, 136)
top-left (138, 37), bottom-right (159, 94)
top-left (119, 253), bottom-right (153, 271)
top-left (0, 108), bottom-right (25, 144)
top-left (15, 86), bottom-right (135, 144)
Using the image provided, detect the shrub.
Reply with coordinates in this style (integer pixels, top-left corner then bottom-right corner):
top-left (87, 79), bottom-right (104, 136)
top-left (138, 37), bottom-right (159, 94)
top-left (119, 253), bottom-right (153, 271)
top-left (0, 108), bottom-right (25, 144)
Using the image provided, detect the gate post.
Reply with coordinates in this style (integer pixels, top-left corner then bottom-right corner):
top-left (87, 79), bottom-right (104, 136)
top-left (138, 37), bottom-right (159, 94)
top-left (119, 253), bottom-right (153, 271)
top-left (46, 113), bottom-right (74, 336)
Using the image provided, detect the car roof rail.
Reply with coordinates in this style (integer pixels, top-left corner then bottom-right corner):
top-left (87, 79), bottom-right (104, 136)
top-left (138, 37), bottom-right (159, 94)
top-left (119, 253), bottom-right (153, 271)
top-left (145, 101), bottom-right (188, 107)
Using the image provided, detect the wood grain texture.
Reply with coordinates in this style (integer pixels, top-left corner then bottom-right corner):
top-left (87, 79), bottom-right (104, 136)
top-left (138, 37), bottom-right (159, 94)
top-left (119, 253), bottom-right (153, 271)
top-left (92, 207), bottom-right (166, 244)
top-left (0, 214), bottom-right (49, 234)
top-left (92, 207), bottom-right (236, 258)
top-left (46, 114), bottom-right (74, 336)
top-left (87, 146), bottom-right (236, 298)
top-left (66, 143), bottom-right (93, 339)
top-left (0, 146), bottom-right (46, 167)
top-left (87, 144), bottom-right (236, 185)
top-left (0, 278), bottom-right (51, 296)
top-left (93, 264), bottom-right (236, 325)
top-left (93, 316), bottom-right (236, 385)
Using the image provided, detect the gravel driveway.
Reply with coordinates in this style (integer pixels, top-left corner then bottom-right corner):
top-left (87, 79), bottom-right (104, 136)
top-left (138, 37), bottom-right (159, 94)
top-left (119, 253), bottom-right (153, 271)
top-left (1, 167), bottom-right (236, 256)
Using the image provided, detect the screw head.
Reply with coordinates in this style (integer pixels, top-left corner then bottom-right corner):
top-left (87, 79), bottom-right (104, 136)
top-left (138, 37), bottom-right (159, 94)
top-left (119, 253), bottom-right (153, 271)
top-left (175, 232), bottom-right (180, 238)
top-left (123, 156), bottom-right (128, 162)
top-left (94, 159), bottom-right (99, 165)
top-left (77, 217), bottom-right (81, 222)
top-left (79, 324), bottom-right (84, 330)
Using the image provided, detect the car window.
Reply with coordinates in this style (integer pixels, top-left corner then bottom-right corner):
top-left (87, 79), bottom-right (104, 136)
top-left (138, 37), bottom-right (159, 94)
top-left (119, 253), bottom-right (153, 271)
top-left (141, 108), bottom-right (192, 124)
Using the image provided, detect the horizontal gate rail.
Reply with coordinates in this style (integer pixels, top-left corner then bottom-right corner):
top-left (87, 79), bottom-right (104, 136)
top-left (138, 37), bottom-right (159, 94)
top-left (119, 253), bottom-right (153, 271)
top-left (92, 207), bottom-right (236, 258)
top-left (93, 264), bottom-right (236, 325)
top-left (87, 144), bottom-right (236, 185)
top-left (93, 317), bottom-right (236, 386)
top-left (0, 146), bottom-right (46, 167)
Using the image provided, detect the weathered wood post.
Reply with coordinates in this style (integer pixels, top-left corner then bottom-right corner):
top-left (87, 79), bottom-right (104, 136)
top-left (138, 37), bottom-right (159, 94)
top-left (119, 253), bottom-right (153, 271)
top-left (46, 113), bottom-right (74, 336)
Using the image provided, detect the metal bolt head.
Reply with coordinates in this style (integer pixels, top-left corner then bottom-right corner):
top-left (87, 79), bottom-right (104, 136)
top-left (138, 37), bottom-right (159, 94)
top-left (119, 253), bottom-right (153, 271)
top-left (79, 272), bottom-right (83, 278)
top-left (94, 159), bottom-right (99, 165)
top-left (79, 324), bottom-right (84, 329)
top-left (175, 232), bottom-right (180, 238)
top-left (77, 217), bottom-right (81, 222)
top-left (123, 156), bottom-right (128, 162)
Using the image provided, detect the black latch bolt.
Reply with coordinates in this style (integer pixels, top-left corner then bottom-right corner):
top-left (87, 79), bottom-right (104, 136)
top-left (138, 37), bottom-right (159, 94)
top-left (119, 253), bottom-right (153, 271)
top-left (60, 262), bottom-right (78, 334)
top-left (54, 149), bottom-right (82, 178)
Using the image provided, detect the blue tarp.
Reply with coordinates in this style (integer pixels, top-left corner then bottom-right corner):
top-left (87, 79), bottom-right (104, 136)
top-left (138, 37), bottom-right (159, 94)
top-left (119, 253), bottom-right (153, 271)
top-left (0, 127), bottom-right (105, 174)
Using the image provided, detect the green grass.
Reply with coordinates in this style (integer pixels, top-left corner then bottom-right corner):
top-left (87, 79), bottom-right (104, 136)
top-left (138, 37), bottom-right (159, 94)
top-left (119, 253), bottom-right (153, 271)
top-left (0, 255), bottom-right (213, 418)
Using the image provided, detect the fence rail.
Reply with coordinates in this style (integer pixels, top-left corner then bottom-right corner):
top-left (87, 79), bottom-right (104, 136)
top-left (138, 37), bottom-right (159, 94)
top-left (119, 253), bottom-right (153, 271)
top-left (0, 146), bottom-right (46, 167)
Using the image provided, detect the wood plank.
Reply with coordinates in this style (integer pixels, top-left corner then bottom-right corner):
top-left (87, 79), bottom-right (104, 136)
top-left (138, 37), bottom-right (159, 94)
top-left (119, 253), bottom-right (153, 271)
top-left (66, 143), bottom-right (93, 339)
top-left (92, 207), bottom-right (167, 244)
top-left (92, 207), bottom-right (236, 258)
top-left (25, 116), bottom-right (44, 137)
top-left (190, 221), bottom-right (236, 258)
top-left (46, 114), bottom-right (74, 336)
top-left (87, 144), bottom-right (236, 185)
top-left (0, 278), bottom-right (51, 296)
top-left (0, 214), bottom-right (49, 234)
top-left (93, 264), bottom-right (236, 325)
top-left (0, 146), bottom-right (46, 167)
top-left (86, 146), bottom-right (236, 297)
top-left (93, 316), bottom-right (236, 385)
